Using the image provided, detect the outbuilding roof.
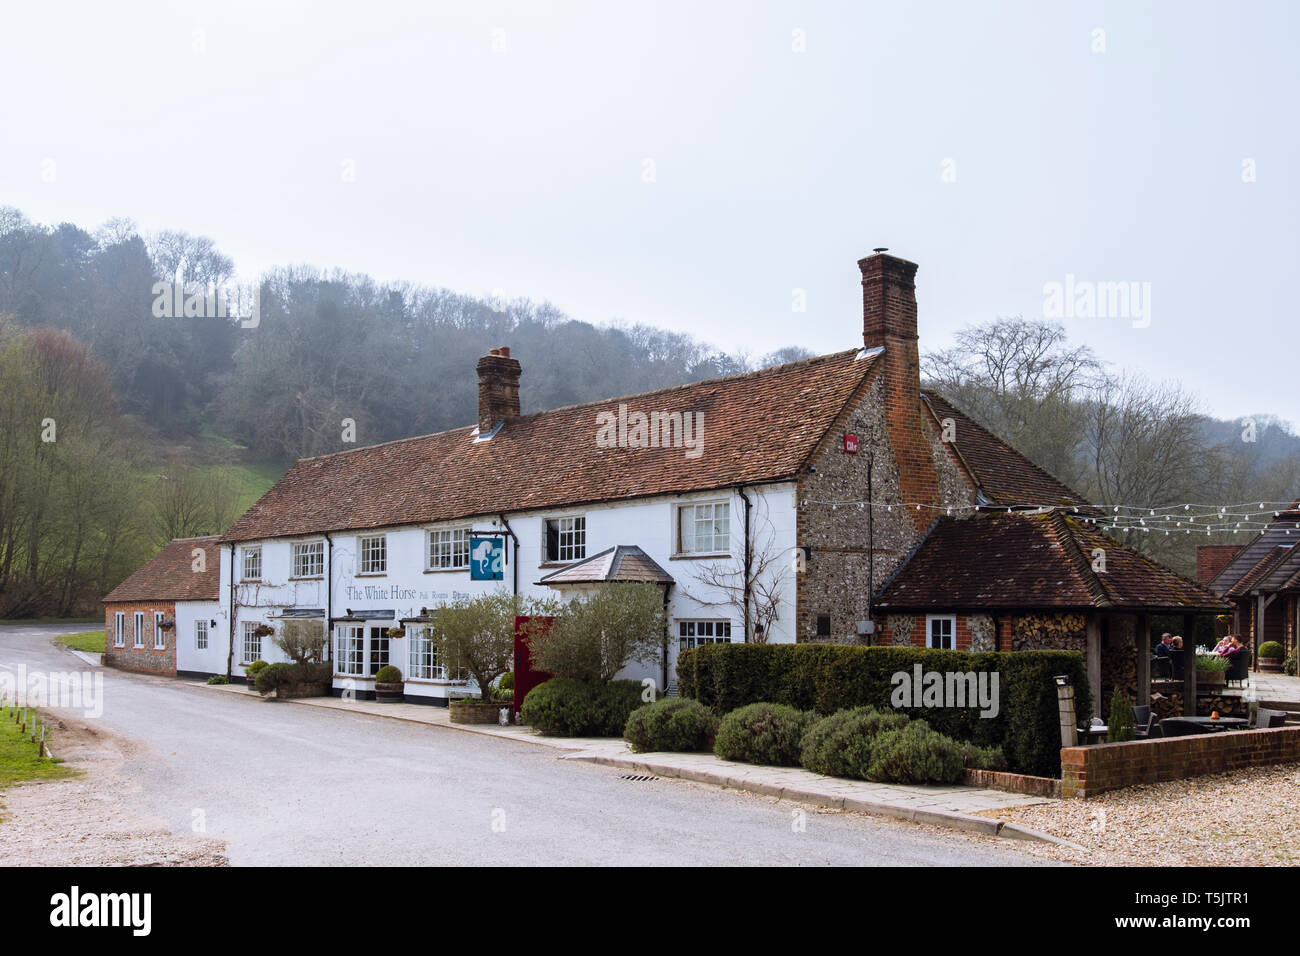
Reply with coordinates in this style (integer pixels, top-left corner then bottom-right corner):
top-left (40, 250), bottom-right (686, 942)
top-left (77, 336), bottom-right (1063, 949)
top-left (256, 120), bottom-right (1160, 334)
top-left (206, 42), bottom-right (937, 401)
top-left (103, 536), bottom-right (221, 604)
top-left (874, 511), bottom-right (1231, 613)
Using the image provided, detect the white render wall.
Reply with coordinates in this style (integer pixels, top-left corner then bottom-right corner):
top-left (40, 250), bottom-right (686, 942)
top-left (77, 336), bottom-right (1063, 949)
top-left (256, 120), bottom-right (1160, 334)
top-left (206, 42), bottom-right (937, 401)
top-left (213, 482), bottom-right (799, 699)
top-left (174, 599), bottom-right (223, 676)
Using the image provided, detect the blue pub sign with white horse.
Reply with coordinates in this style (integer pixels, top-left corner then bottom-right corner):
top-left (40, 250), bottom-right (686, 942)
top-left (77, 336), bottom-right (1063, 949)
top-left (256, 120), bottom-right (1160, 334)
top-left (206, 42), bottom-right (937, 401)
top-left (470, 535), bottom-right (504, 581)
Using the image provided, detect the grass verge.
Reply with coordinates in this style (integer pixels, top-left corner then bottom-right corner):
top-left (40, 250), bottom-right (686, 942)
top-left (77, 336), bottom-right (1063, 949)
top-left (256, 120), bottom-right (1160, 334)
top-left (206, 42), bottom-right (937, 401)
top-left (0, 710), bottom-right (72, 788)
top-left (54, 631), bottom-right (106, 654)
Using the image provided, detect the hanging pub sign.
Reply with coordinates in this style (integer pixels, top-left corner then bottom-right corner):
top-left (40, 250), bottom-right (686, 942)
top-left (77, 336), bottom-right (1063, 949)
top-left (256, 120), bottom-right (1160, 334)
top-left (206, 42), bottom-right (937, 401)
top-left (470, 535), bottom-right (505, 581)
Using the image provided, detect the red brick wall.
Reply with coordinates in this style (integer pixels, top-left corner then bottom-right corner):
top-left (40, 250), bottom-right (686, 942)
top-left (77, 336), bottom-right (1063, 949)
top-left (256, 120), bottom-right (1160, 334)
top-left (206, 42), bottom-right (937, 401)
top-left (1195, 544), bottom-right (1242, 585)
top-left (103, 601), bottom-right (177, 675)
top-left (1060, 726), bottom-right (1300, 798)
top-left (879, 613), bottom-right (975, 650)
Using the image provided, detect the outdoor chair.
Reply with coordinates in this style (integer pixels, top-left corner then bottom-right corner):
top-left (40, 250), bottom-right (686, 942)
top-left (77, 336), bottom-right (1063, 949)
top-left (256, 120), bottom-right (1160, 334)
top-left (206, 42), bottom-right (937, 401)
top-left (1254, 708), bottom-right (1289, 729)
top-left (1132, 705), bottom-right (1156, 739)
top-left (1226, 651), bottom-right (1250, 687)
top-left (1159, 718), bottom-right (1210, 737)
top-left (1152, 655), bottom-right (1172, 680)
top-left (1171, 655), bottom-right (1184, 681)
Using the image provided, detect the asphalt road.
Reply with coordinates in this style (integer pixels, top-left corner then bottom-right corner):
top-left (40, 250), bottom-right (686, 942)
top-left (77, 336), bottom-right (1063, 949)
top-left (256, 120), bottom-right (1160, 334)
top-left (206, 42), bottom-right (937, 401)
top-left (0, 624), bottom-right (1050, 866)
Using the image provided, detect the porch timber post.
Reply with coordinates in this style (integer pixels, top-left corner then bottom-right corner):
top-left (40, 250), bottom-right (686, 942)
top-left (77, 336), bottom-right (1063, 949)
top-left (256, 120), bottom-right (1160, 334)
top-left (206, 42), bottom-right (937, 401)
top-left (1136, 613), bottom-right (1150, 708)
top-left (1086, 613), bottom-right (1102, 719)
top-left (1182, 612), bottom-right (1197, 717)
top-left (1256, 594), bottom-right (1266, 664)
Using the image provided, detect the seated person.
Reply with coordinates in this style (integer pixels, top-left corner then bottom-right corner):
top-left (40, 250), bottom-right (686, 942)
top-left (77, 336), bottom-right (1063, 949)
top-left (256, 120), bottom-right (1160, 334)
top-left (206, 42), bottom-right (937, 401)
top-left (1153, 634), bottom-right (1174, 658)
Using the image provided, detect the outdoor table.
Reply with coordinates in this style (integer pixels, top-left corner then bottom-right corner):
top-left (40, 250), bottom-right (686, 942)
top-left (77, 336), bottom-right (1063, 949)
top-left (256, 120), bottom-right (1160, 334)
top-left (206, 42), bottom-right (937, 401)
top-left (1176, 716), bottom-right (1248, 731)
top-left (1078, 724), bottom-right (1109, 744)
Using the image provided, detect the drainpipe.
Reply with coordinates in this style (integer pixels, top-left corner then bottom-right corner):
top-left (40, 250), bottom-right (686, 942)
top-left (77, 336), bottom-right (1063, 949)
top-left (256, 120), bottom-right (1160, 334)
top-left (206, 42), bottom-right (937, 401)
top-left (866, 455), bottom-right (874, 628)
top-left (226, 545), bottom-right (236, 680)
top-left (324, 532), bottom-right (333, 664)
top-left (661, 585), bottom-right (672, 693)
top-left (498, 514), bottom-right (519, 596)
top-left (737, 485), bottom-right (752, 642)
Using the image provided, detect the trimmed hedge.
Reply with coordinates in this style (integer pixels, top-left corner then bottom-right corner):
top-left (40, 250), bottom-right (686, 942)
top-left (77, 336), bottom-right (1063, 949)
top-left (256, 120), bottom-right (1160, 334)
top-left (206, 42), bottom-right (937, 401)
top-left (866, 720), bottom-right (965, 785)
top-left (255, 661), bottom-right (331, 696)
top-left (714, 703), bottom-right (813, 766)
top-left (520, 678), bottom-right (644, 736)
top-left (677, 644), bottom-right (1091, 777)
top-left (624, 698), bottom-right (719, 753)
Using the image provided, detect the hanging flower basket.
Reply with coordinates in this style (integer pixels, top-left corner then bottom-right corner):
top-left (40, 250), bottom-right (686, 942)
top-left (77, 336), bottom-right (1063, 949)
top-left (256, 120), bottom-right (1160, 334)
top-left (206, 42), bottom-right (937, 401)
top-left (158, 620), bottom-right (176, 631)
top-left (386, 627), bottom-right (406, 639)
top-left (253, 624), bottom-right (275, 638)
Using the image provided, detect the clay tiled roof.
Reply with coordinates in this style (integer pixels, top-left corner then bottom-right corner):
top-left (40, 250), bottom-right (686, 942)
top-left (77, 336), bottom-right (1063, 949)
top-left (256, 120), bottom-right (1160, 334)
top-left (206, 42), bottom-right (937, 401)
top-left (537, 545), bottom-right (674, 586)
top-left (222, 349), bottom-right (880, 543)
top-left (874, 511), bottom-right (1230, 613)
top-left (921, 392), bottom-right (1089, 508)
top-left (1210, 502), bottom-right (1300, 596)
top-left (103, 536), bottom-right (221, 604)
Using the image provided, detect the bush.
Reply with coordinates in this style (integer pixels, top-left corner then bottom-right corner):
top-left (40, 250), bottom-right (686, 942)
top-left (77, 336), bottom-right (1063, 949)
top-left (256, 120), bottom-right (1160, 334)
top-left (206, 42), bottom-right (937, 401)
top-left (206, 674), bottom-right (229, 685)
top-left (865, 720), bottom-right (965, 785)
top-left (799, 707), bottom-right (909, 778)
top-left (1195, 654), bottom-right (1230, 672)
top-left (1258, 641), bottom-right (1285, 659)
top-left (497, 671), bottom-right (514, 691)
top-left (1285, 655), bottom-right (1298, 677)
top-left (625, 698), bottom-right (719, 753)
top-left (1107, 687), bottom-right (1136, 743)
top-left (374, 665), bottom-right (403, 683)
top-left (245, 660), bottom-right (268, 679)
top-left (959, 741), bottom-right (1008, 772)
top-left (255, 661), bottom-right (331, 695)
top-left (714, 703), bottom-right (813, 766)
top-left (677, 643), bottom-right (1091, 777)
top-left (520, 678), bottom-right (643, 736)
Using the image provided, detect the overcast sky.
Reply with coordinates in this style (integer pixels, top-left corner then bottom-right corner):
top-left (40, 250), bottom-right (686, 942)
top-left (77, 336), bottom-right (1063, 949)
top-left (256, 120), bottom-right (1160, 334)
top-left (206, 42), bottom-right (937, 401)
top-left (3, 0), bottom-right (1296, 426)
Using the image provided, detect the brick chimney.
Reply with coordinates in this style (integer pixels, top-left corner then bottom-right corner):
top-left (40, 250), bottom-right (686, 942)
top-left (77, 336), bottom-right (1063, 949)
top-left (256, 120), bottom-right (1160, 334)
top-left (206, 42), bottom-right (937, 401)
top-left (476, 346), bottom-right (521, 432)
top-left (858, 251), bottom-right (941, 531)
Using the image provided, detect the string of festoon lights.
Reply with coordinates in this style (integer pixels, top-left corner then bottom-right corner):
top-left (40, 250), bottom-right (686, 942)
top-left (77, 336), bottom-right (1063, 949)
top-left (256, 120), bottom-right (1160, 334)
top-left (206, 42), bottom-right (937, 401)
top-left (797, 498), bottom-right (1300, 536)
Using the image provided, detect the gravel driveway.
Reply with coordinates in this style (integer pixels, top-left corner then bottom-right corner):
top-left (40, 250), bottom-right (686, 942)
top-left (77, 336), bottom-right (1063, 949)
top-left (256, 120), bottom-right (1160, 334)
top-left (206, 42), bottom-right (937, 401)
top-left (0, 624), bottom-right (1051, 866)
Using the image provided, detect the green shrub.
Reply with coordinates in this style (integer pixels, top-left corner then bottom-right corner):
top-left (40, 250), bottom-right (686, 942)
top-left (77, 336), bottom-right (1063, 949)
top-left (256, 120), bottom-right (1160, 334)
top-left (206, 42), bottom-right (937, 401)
top-left (1195, 654), bottom-right (1230, 672)
top-left (245, 659), bottom-right (268, 678)
top-left (959, 741), bottom-right (1008, 771)
top-left (714, 703), bottom-right (813, 766)
top-left (595, 680), bottom-right (646, 736)
top-left (677, 643), bottom-right (1091, 777)
top-left (520, 678), bottom-right (643, 736)
top-left (1107, 687), bottom-right (1136, 742)
top-left (206, 674), bottom-right (229, 685)
top-left (497, 671), bottom-right (514, 691)
top-left (865, 720), bottom-right (965, 784)
top-left (1258, 641), bottom-right (1285, 659)
top-left (799, 707), bottom-right (909, 778)
top-left (624, 698), bottom-right (719, 753)
top-left (374, 665), bottom-right (403, 683)
top-left (1285, 655), bottom-right (1298, 677)
top-left (255, 661), bottom-right (332, 695)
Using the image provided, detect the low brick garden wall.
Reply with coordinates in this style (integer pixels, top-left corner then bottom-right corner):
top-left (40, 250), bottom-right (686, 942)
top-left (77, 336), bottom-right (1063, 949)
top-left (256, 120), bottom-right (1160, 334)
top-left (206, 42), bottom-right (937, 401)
top-left (962, 768), bottom-right (1061, 798)
top-left (1060, 726), bottom-right (1300, 798)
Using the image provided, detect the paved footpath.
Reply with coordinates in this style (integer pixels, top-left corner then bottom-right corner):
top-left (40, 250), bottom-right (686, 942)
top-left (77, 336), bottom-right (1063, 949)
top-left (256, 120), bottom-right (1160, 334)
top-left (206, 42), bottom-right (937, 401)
top-left (197, 681), bottom-right (1066, 844)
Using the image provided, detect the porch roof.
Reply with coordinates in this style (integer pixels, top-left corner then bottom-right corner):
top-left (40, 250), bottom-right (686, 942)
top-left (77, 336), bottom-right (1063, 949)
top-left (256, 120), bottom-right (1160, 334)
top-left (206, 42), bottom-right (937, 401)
top-left (874, 510), bottom-right (1232, 614)
top-left (537, 545), bottom-right (674, 587)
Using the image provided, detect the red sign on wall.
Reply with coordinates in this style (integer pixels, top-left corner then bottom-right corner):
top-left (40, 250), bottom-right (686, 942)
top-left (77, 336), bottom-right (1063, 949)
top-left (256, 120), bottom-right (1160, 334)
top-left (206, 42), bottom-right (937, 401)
top-left (843, 433), bottom-right (859, 454)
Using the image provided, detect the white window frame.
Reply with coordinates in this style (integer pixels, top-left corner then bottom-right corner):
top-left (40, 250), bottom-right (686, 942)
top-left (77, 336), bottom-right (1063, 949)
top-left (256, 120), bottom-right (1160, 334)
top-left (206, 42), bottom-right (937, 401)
top-left (407, 625), bottom-right (440, 680)
top-left (133, 611), bottom-right (144, 648)
top-left (195, 618), bottom-right (208, 650)
top-left (113, 612), bottom-right (125, 647)
top-left (242, 546), bottom-right (262, 581)
top-left (427, 527), bottom-right (471, 570)
top-left (359, 534), bottom-right (387, 574)
top-left (676, 500), bottom-right (731, 555)
top-left (926, 614), bottom-right (956, 650)
top-left (292, 540), bottom-right (325, 578)
top-left (241, 621), bottom-right (262, 664)
top-left (336, 625), bottom-right (365, 677)
top-left (544, 515), bottom-right (586, 563)
top-left (677, 619), bottom-right (733, 651)
top-left (153, 611), bottom-right (166, 649)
